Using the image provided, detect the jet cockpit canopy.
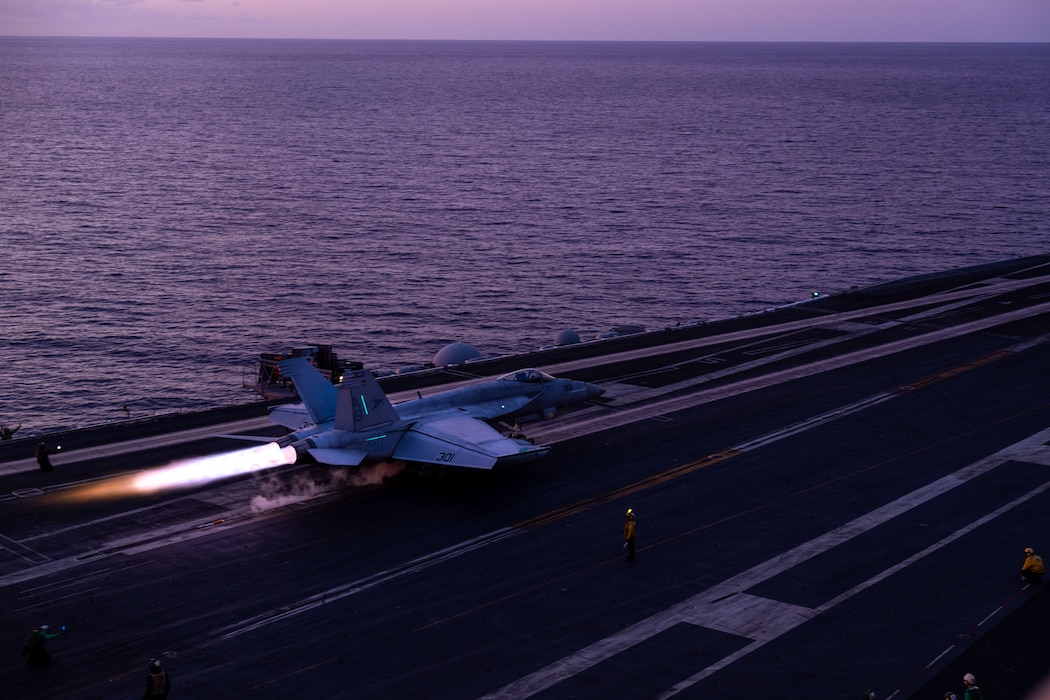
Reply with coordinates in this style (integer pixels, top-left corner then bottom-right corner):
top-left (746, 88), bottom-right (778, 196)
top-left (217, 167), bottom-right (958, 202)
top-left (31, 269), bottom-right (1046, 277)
top-left (499, 368), bottom-right (555, 384)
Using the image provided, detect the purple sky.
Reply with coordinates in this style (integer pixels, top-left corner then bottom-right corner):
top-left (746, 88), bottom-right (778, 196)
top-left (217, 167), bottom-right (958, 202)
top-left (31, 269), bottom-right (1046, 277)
top-left (2, 0), bottom-right (1048, 41)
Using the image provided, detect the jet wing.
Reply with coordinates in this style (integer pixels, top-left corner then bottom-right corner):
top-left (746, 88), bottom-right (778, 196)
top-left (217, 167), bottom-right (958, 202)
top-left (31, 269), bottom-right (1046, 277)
top-left (396, 395), bottom-right (539, 422)
top-left (392, 415), bottom-right (548, 470)
top-left (448, 395), bottom-right (538, 421)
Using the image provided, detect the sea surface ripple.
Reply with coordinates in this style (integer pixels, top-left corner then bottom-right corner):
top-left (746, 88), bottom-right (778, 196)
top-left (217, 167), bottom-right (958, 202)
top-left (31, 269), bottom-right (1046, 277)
top-left (1, 39), bottom-right (1048, 433)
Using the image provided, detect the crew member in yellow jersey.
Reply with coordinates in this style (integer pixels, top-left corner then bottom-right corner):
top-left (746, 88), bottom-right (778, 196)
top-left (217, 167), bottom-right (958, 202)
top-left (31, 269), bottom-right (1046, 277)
top-left (1021, 547), bottom-right (1045, 585)
top-left (624, 508), bottom-right (636, 562)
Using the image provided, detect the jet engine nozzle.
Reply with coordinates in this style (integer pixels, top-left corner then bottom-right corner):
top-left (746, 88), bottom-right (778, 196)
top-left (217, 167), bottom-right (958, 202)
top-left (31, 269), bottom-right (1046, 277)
top-left (302, 430), bottom-right (354, 450)
top-left (283, 429), bottom-right (359, 465)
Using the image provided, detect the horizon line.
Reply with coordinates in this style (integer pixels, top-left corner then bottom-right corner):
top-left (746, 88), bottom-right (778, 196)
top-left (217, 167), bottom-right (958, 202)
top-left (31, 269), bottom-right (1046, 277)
top-left (3, 35), bottom-right (1049, 45)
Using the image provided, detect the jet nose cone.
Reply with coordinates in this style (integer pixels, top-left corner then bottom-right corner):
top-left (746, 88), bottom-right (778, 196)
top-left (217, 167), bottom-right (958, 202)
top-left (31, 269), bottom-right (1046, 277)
top-left (585, 382), bottom-right (605, 399)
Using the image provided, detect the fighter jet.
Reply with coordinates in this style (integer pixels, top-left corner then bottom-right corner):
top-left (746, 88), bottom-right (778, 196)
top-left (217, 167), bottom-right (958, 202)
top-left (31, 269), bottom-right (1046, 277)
top-left (268, 359), bottom-right (604, 471)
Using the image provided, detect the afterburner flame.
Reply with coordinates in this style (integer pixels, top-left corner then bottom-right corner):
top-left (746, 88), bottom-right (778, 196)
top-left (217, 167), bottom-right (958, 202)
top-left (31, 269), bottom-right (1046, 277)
top-left (53, 443), bottom-right (299, 503)
top-left (131, 443), bottom-right (298, 493)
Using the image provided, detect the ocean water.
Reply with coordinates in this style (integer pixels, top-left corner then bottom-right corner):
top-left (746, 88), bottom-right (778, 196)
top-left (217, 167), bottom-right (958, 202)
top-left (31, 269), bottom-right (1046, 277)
top-left (1, 38), bottom-right (1048, 434)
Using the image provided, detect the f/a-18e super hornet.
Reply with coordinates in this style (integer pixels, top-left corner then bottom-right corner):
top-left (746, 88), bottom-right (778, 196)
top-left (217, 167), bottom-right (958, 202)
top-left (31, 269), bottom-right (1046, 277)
top-left (267, 359), bottom-right (605, 471)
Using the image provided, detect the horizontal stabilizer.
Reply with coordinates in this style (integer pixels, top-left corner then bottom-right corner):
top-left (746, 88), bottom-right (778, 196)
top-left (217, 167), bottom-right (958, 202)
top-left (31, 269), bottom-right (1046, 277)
top-left (306, 448), bottom-right (369, 467)
top-left (393, 415), bottom-right (548, 470)
top-left (268, 404), bottom-right (314, 431)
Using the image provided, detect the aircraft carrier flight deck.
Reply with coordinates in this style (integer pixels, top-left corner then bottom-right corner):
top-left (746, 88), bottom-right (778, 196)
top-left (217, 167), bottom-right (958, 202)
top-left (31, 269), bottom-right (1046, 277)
top-left (2, 254), bottom-right (1050, 700)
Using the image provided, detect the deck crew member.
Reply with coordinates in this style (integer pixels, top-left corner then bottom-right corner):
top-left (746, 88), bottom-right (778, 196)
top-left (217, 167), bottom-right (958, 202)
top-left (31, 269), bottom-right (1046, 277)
top-left (34, 440), bottom-right (53, 474)
top-left (624, 508), bottom-right (636, 562)
top-left (23, 624), bottom-right (63, 665)
top-left (962, 673), bottom-right (982, 700)
top-left (1022, 547), bottom-right (1045, 585)
top-left (144, 658), bottom-right (171, 699)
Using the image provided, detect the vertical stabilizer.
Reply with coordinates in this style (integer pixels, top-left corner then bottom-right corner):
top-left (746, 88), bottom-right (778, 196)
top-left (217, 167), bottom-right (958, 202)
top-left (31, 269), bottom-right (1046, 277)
top-left (277, 358), bottom-right (338, 425)
top-left (334, 370), bottom-right (401, 432)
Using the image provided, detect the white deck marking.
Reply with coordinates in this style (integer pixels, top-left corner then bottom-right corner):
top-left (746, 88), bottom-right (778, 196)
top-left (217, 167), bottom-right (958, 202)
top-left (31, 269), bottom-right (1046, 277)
top-left (479, 428), bottom-right (1050, 700)
top-left (215, 527), bottom-right (522, 642)
top-left (0, 533), bottom-right (50, 565)
top-left (679, 593), bottom-right (816, 641)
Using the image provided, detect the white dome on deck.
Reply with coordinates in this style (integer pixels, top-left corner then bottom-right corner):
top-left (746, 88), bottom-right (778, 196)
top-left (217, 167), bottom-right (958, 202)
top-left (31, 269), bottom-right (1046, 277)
top-left (554, 329), bottom-right (581, 346)
top-left (434, 342), bottom-right (482, 366)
